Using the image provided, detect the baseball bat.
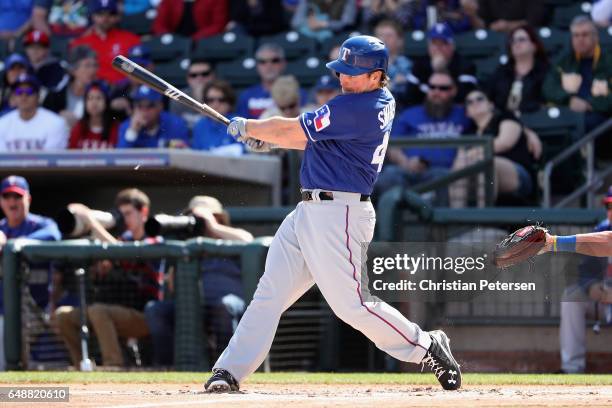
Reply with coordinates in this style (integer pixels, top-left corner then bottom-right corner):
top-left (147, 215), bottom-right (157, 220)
top-left (76, 268), bottom-right (93, 371)
top-left (111, 55), bottom-right (230, 126)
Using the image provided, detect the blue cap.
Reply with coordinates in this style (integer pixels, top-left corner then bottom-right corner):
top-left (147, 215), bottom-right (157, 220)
top-left (11, 73), bottom-right (40, 92)
top-left (1, 175), bottom-right (30, 196)
top-left (132, 85), bottom-right (162, 102)
top-left (428, 23), bottom-right (454, 43)
top-left (128, 45), bottom-right (151, 66)
top-left (4, 53), bottom-right (30, 70)
top-left (89, 0), bottom-right (118, 14)
top-left (313, 74), bottom-right (340, 92)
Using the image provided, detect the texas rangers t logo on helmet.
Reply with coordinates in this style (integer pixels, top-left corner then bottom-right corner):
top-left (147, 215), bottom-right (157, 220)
top-left (313, 105), bottom-right (331, 132)
top-left (341, 47), bottom-right (351, 63)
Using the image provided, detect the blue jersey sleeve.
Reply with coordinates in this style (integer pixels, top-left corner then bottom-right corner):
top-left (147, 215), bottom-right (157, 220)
top-left (299, 95), bottom-right (358, 142)
top-left (27, 217), bottom-right (61, 241)
top-left (117, 120), bottom-right (134, 148)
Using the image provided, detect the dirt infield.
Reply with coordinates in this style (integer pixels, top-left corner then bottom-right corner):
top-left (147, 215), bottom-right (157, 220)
top-left (3, 383), bottom-right (612, 408)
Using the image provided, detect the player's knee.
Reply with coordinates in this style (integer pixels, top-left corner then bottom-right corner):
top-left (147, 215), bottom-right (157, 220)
top-left (86, 303), bottom-right (109, 322)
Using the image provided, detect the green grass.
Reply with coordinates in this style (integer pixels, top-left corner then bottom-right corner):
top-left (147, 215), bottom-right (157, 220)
top-left (1, 372), bottom-right (612, 386)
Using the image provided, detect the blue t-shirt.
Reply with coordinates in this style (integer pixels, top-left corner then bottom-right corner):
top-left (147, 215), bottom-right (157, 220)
top-left (391, 105), bottom-right (469, 169)
top-left (0, 213), bottom-right (61, 314)
top-left (117, 111), bottom-right (190, 148)
top-left (236, 84), bottom-right (309, 119)
top-left (299, 87), bottom-right (396, 195)
top-left (191, 113), bottom-right (244, 152)
top-left (0, 0), bottom-right (32, 31)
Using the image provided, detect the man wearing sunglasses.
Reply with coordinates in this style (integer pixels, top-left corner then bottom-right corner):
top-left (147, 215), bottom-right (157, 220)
top-left (0, 73), bottom-right (68, 151)
top-left (117, 85), bottom-right (189, 148)
top-left (205, 35), bottom-right (462, 393)
top-left (236, 43), bottom-right (307, 119)
top-left (0, 175), bottom-right (62, 371)
top-left (170, 59), bottom-right (217, 129)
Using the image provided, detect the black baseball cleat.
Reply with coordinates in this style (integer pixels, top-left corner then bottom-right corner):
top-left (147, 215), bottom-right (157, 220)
top-left (420, 330), bottom-right (462, 390)
top-left (204, 368), bottom-right (240, 393)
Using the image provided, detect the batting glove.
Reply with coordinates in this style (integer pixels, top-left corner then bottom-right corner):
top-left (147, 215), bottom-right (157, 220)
top-left (244, 137), bottom-right (274, 153)
top-left (227, 117), bottom-right (249, 142)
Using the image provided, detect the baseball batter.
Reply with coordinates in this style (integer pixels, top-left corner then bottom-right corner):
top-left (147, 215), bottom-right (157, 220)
top-left (205, 35), bottom-right (461, 392)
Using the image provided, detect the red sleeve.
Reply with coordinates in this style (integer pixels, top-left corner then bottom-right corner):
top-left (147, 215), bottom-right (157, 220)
top-left (152, 0), bottom-right (178, 35)
top-left (194, 0), bottom-right (228, 39)
top-left (68, 122), bottom-right (83, 149)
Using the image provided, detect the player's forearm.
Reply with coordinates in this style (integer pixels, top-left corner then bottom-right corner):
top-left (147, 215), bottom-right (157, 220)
top-left (246, 117), bottom-right (306, 148)
top-left (549, 231), bottom-right (612, 257)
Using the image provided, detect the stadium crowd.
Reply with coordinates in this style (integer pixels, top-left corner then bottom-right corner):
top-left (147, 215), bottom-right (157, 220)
top-left (0, 0), bottom-right (611, 372)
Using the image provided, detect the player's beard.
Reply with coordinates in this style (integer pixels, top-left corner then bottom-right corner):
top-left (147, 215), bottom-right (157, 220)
top-left (424, 99), bottom-right (453, 120)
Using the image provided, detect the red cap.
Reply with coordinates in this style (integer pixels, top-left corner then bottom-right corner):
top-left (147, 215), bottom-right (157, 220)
top-left (23, 30), bottom-right (50, 47)
top-left (603, 186), bottom-right (612, 205)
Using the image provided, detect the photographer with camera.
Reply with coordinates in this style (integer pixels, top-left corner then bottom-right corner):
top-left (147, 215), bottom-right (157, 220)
top-left (144, 195), bottom-right (253, 367)
top-left (54, 188), bottom-right (162, 369)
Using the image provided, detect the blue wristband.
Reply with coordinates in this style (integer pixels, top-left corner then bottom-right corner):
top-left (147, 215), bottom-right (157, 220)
top-left (556, 235), bottom-right (577, 252)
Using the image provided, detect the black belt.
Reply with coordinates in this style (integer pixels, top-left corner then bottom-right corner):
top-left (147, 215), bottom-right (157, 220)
top-left (301, 191), bottom-right (370, 202)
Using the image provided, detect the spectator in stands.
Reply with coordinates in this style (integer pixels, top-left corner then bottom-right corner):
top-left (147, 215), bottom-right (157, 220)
top-left (410, 0), bottom-right (485, 33)
top-left (0, 0), bottom-right (33, 40)
top-left (261, 75), bottom-right (306, 118)
top-left (117, 85), bottom-right (189, 148)
top-left (486, 24), bottom-right (548, 115)
top-left (43, 45), bottom-right (98, 128)
top-left (55, 188), bottom-right (160, 369)
top-left (558, 186), bottom-right (612, 374)
top-left (477, 0), bottom-right (545, 33)
top-left (170, 59), bottom-right (217, 129)
top-left (0, 73), bottom-right (68, 151)
top-left (191, 79), bottom-right (244, 155)
top-left (361, 0), bottom-right (416, 31)
top-left (144, 195), bottom-right (253, 367)
top-left (592, 0), bottom-right (612, 28)
top-left (543, 16), bottom-right (612, 136)
top-left (69, 80), bottom-right (119, 149)
top-left (227, 0), bottom-right (288, 37)
top-left (0, 54), bottom-right (31, 116)
top-left (70, 0), bottom-right (140, 84)
top-left (236, 43), bottom-right (287, 119)
top-left (452, 89), bottom-right (537, 207)
top-left (31, 0), bottom-right (89, 36)
top-left (0, 175), bottom-right (62, 371)
top-left (109, 45), bottom-right (154, 122)
top-left (374, 71), bottom-right (470, 206)
top-left (311, 73), bottom-right (340, 106)
top-left (405, 22), bottom-right (477, 106)
top-left (374, 18), bottom-right (413, 109)
top-left (23, 29), bottom-right (68, 93)
top-left (153, 0), bottom-right (227, 39)
top-left (291, 0), bottom-right (357, 42)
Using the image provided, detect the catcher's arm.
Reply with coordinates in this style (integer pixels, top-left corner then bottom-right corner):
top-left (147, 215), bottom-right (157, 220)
top-left (541, 230), bottom-right (612, 257)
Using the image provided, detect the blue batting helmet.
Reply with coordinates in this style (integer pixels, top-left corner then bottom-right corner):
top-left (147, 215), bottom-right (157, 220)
top-left (326, 35), bottom-right (389, 76)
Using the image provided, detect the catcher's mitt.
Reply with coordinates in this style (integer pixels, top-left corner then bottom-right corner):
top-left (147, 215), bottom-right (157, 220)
top-left (493, 225), bottom-right (548, 268)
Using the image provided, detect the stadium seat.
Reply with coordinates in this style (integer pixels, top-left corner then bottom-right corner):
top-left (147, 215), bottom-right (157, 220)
top-left (521, 106), bottom-right (585, 194)
top-left (216, 57), bottom-right (260, 90)
top-left (119, 9), bottom-right (157, 36)
top-left (142, 34), bottom-right (191, 64)
top-left (455, 29), bottom-right (505, 60)
top-left (259, 31), bottom-right (318, 61)
top-left (285, 56), bottom-right (328, 88)
top-left (475, 54), bottom-right (507, 84)
top-left (192, 32), bottom-right (255, 62)
top-left (551, 2), bottom-right (592, 29)
top-left (536, 27), bottom-right (570, 59)
top-left (154, 58), bottom-right (190, 89)
top-left (599, 27), bottom-right (612, 52)
top-left (403, 30), bottom-right (429, 58)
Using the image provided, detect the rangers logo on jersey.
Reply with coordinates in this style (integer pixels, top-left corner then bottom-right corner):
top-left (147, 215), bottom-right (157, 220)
top-left (313, 105), bottom-right (331, 132)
